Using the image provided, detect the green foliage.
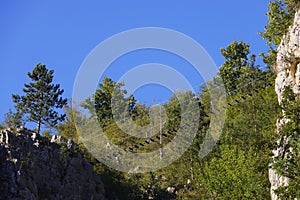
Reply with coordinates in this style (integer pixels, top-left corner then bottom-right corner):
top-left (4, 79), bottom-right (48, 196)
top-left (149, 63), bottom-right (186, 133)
top-left (2, 1), bottom-right (294, 196)
top-left (93, 163), bottom-right (144, 200)
top-left (222, 85), bottom-right (279, 152)
top-left (81, 76), bottom-right (136, 130)
top-left (219, 41), bottom-right (263, 95)
top-left (28, 70), bottom-right (278, 199)
top-left (196, 61), bottom-right (279, 198)
top-left (198, 145), bottom-right (270, 199)
top-left (3, 108), bottom-right (25, 128)
top-left (56, 104), bottom-right (79, 143)
top-left (260, 0), bottom-right (300, 66)
top-left (42, 130), bottom-right (52, 139)
top-left (12, 63), bottom-right (67, 134)
top-left (273, 86), bottom-right (300, 199)
top-left (261, 0), bottom-right (294, 48)
top-left (83, 69), bottom-right (279, 199)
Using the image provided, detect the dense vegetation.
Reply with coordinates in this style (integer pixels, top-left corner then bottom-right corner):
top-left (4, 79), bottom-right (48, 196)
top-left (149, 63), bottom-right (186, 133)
top-left (2, 0), bottom-right (300, 199)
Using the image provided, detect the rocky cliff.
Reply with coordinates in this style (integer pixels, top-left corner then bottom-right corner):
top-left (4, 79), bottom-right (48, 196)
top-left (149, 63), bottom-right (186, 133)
top-left (269, 9), bottom-right (300, 200)
top-left (0, 127), bottom-right (107, 200)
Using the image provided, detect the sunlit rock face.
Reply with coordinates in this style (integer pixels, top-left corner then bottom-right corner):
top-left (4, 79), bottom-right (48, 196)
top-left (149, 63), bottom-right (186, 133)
top-left (275, 10), bottom-right (300, 102)
top-left (0, 127), bottom-right (107, 200)
top-left (270, 9), bottom-right (300, 200)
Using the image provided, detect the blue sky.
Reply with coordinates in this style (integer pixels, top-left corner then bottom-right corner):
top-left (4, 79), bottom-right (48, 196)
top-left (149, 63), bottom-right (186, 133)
top-left (0, 0), bottom-right (271, 124)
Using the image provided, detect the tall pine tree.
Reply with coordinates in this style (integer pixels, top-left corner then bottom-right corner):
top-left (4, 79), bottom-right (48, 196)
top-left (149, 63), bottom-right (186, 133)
top-left (12, 63), bottom-right (67, 134)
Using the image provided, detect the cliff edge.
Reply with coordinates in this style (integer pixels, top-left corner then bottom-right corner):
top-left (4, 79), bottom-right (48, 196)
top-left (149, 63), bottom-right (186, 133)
top-left (0, 127), bottom-right (107, 200)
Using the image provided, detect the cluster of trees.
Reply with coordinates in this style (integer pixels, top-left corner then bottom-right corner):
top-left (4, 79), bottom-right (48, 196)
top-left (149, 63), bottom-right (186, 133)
top-left (0, 54), bottom-right (280, 200)
top-left (2, 0), bottom-right (300, 199)
top-left (90, 39), bottom-right (280, 199)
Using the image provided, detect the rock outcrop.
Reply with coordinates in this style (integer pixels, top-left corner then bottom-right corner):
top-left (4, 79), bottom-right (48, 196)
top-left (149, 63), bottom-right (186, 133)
top-left (0, 127), bottom-right (107, 200)
top-left (270, 9), bottom-right (300, 200)
top-left (274, 11), bottom-right (300, 102)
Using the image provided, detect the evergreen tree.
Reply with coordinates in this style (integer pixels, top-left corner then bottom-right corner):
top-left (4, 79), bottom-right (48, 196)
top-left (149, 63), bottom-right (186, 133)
top-left (12, 63), bottom-right (67, 134)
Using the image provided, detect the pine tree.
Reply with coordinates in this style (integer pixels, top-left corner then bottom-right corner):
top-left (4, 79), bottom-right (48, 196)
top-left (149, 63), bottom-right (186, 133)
top-left (12, 63), bottom-right (67, 134)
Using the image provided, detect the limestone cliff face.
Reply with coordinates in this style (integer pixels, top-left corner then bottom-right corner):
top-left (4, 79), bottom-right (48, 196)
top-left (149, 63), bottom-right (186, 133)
top-left (269, 10), bottom-right (300, 200)
top-left (0, 127), bottom-right (107, 200)
top-left (274, 11), bottom-right (300, 102)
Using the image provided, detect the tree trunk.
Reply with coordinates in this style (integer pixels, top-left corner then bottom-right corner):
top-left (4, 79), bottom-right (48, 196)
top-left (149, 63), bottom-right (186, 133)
top-left (37, 120), bottom-right (41, 134)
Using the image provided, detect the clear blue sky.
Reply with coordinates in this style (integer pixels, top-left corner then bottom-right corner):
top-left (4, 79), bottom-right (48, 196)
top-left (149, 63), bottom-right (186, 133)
top-left (0, 0), bottom-right (271, 124)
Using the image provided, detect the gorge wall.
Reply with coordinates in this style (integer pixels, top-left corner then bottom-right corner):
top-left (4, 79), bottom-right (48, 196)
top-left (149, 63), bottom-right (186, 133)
top-left (269, 9), bottom-right (300, 200)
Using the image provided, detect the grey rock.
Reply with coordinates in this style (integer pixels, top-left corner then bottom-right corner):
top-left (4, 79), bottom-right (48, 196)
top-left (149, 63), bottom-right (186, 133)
top-left (67, 139), bottom-right (74, 149)
top-left (0, 127), bottom-right (108, 200)
top-left (270, 9), bottom-right (300, 200)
